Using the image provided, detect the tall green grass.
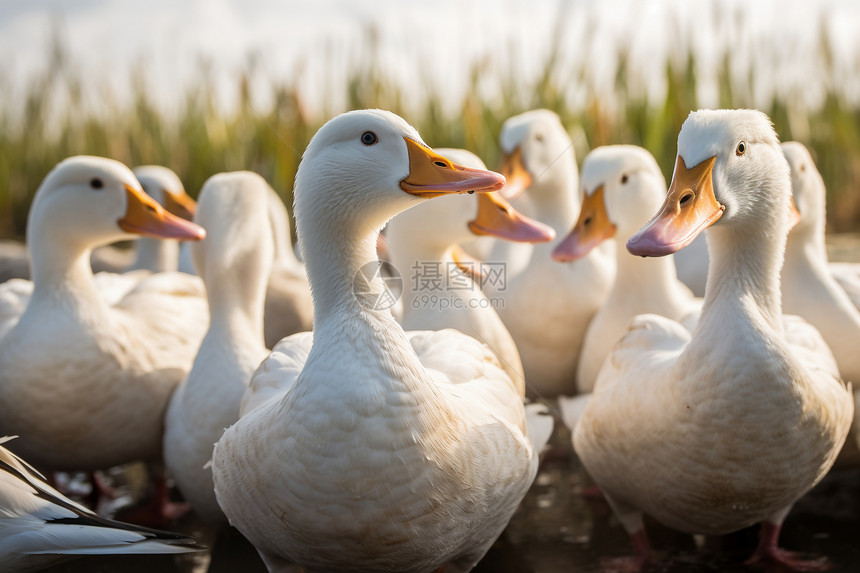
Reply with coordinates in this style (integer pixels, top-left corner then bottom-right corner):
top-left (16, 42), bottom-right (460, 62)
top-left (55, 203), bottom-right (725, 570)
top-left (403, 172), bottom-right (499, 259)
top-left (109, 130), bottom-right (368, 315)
top-left (2, 7), bottom-right (860, 239)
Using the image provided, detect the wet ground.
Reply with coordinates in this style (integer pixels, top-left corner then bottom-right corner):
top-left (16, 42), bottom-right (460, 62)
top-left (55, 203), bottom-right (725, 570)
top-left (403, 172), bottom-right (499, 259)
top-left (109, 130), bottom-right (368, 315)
top-left (42, 234), bottom-right (860, 573)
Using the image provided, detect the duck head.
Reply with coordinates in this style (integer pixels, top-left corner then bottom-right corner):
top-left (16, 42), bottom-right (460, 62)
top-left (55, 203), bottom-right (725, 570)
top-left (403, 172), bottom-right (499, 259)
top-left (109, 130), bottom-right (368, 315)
top-left (553, 145), bottom-right (666, 261)
top-left (192, 171), bottom-right (274, 317)
top-left (627, 109), bottom-right (789, 257)
top-left (497, 109), bottom-right (577, 203)
top-left (782, 141), bottom-right (823, 236)
top-left (293, 110), bottom-right (505, 251)
top-left (27, 156), bottom-right (204, 253)
top-left (134, 165), bottom-right (197, 221)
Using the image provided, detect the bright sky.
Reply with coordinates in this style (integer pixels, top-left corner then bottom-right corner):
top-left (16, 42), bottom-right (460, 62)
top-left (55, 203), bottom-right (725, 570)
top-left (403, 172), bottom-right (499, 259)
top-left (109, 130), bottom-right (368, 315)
top-left (2, 0), bottom-right (860, 118)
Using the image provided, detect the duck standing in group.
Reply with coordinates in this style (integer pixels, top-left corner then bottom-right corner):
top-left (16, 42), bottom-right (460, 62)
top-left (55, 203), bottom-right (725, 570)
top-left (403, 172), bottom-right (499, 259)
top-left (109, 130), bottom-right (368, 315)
top-left (211, 109), bottom-right (553, 573)
top-left (573, 109), bottom-right (853, 570)
top-left (164, 171), bottom-right (275, 526)
top-left (164, 171), bottom-right (274, 526)
top-left (552, 145), bottom-right (701, 397)
top-left (0, 157), bottom-right (209, 522)
top-left (781, 141), bottom-right (860, 386)
top-left (488, 109), bottom-right (615, 397)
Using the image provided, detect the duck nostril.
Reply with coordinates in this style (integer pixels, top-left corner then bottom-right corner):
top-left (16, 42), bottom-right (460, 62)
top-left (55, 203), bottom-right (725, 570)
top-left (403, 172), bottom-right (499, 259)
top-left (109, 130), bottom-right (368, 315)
top-left (679, 192), bottom-right (694, 206)
top-left (584, 216), bottom-right (593, 225)
top-left (434, 161), bottom-right (447, 168)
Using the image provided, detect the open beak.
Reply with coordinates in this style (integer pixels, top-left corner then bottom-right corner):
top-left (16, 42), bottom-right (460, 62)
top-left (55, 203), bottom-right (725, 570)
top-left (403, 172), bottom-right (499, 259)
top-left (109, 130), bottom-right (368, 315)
top-left (400, 138), bottom-right (505, 198)
top-left (627, 155), bottom-right (724, 257)
top-left (788, 196), bottom-right (801, 230)
top-left (553, 185), bottom-right (616, 262)
top-left (497, 147), bottom-right (532, 201)
top-left (118, 184), bottom-right (206, 241)
top-left (468, 191), bottom-right (555, 243)
top-left (163, 189), bottom-right (197, 221)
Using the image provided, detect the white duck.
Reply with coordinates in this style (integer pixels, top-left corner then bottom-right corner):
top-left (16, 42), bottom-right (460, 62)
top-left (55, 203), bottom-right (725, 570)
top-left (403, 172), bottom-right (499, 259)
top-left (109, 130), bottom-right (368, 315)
top-left (552, 145), bottom-right (701, 396)
top-left (387, 148), bottom-right (555, 391)
top-left (575, 110), bottom-right (853, 570)
top-left (211, 109), bottom-right (553, 573)
top-left (164, 171), bottom-right (274, 526)
top-left (0, 436), bottom-right (203, 573)
top-left (0, 166), bottom-right (196, 282)
top-left (0, 156), bottom-right (208, 473)
top-left (489, 109), bottom-right (614, 397)
top-left (774, 152), bottom-right (860, 310)
top-left (781, 141), bottom-right (860, 386)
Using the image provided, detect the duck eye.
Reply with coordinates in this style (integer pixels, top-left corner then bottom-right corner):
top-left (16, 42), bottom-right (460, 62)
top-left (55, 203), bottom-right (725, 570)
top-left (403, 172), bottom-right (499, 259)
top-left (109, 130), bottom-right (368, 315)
top-left (736, 141), bottom-right (746, 156)
top-left (361, 131), bottom-right (378, 146)
top-left (535, 134), bottom-right (543, 142)
top-left (90, 178), bottom-right (104, 189)
top-left (621, 174), bottom-right (629, 184)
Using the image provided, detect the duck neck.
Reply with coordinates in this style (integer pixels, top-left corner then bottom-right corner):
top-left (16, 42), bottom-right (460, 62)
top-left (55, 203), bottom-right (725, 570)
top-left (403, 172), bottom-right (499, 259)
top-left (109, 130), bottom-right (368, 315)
top-left (387, 226), bottom-right (459, 317)
top-left (303, 220), bottom-right (388, 327)
top-left (784, 222), bottom-right (828, 278)
top-left (28, 232), bottom-right (101, 305)
top-left (701, 219), bottom-right (786, 331)
top-left (530, 167), bottom-right (580, 234)
top-left (132, 237), bottom-right (178, 272)
top-left (300, 210), bottom-right (440, 398)
top-left (206, 278), bottom-right (266, 346)
top-left (613, 239), bottom-right (685, 300)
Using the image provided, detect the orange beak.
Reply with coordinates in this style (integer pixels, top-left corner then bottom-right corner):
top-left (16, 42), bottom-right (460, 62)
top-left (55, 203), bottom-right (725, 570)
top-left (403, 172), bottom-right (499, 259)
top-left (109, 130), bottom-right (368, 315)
top-left (118, 184), bottom-right (206, 241)
top-left (450, 244), bottom-right (487, 282)
top-left (497, 147), bottom-right (532, 201)
top-left (553, 185), bottom-right (616, 262)
top-left (627, 155), bottom-right (724, 257)
top-left (788, 196), bottom-right (801, 230)
top-left (162, 189), bottom-right (197, 221)
top-left (468, 191), bottom-right (555, 243)
top-left (399, 138), bottom-right (505, 198)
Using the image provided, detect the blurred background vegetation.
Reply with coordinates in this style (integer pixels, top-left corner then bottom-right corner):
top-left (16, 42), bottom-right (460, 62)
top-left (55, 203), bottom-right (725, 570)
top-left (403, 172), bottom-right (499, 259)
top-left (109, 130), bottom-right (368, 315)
top-left (2, 4), bottom-right (860, 240)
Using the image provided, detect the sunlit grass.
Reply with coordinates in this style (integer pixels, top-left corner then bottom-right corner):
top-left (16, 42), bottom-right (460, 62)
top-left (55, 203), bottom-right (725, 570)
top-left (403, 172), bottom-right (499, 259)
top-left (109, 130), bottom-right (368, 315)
top-left (2, 6), bottom-right (860, 239)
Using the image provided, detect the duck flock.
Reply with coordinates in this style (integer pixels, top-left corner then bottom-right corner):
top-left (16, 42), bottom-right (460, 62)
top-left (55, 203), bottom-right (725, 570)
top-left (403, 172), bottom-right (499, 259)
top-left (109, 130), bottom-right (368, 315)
top-left (0, 106), bottom-right (858, 573)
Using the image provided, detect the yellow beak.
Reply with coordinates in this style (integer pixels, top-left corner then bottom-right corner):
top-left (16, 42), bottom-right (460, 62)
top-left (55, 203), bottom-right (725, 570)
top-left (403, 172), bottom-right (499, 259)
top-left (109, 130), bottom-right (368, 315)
top-left (163, 189), bottom-right (197, 221)
top-left (553, 185), bottom-right (616, 261)
top-left (788, 196), bottom-right (801, 230)
top-left (627, 155), bottom-right (724, 257)
top-left (468, 191), bottom-right (555, 243)
top-left (399, 138), bottom-right (505, 198)
top-left (497, 146), bottom-right (532, 201)
top-left (118, 184), bottom-right (206, 241)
